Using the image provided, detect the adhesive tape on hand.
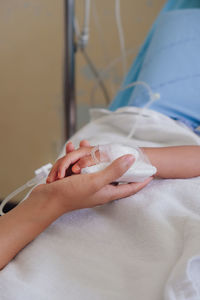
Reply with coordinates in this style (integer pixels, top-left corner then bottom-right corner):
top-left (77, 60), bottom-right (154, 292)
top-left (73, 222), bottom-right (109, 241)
top-left (81, 143), bottom-right (156, 183)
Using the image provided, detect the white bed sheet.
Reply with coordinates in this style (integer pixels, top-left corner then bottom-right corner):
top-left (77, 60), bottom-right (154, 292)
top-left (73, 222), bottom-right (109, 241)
top-left (1, 107), bottom-right (200, 300)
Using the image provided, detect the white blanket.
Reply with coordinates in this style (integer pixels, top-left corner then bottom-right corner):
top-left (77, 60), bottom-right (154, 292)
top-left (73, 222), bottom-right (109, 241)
top-left (1, 107), bottom-right (200, 300)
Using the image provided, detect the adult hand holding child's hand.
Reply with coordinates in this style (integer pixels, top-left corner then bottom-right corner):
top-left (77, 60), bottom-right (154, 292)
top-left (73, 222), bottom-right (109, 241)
top-left (0, 140), bottom-right (152, 269)
top-left (44, 140), bottom-right (152, 213)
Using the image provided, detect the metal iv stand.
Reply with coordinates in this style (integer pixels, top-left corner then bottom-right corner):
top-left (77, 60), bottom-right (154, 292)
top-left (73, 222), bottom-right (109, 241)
top-left (63, 0), bottom-right (76, 140)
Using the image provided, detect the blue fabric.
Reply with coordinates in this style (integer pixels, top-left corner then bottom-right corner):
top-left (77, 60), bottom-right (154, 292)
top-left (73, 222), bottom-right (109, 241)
top-left (109, 0), bottom-right (200, 131)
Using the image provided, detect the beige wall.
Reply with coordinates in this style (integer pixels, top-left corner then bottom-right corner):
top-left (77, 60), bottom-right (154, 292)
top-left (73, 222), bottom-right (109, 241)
top-left (0, 1), bottom-right (64, 198)
top-left (0, 0), bottom-right (165, 199)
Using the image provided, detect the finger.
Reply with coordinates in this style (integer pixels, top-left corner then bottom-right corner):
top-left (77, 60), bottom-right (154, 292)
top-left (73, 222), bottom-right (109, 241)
top-left (105, 177), bottom-right (153, 201)
top-left (57, 146), bottom-right (93, 178)
top-left (65, 141), bottom-right (75, 154)
top-left (92, 154), bottom-right (135, 191)
top-left (72, 155), bottom-right (96, 173)
top-left (46, 162), bottom-right (59, 183)
top-left (80, 140), bottom-right (90, 147)
top-left (72, 149), bottom-right (101, 173)
top-left (70, 140), bottom-right (91, 172)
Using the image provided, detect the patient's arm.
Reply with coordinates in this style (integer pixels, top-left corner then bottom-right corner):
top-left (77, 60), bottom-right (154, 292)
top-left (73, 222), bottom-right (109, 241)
top-left (141, 146), bottom-right (200, 179)
top-left (70, 145), bottom-right (200, 180)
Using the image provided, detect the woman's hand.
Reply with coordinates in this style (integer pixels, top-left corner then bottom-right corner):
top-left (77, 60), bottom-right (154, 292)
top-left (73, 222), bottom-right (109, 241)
top-left (45, 140), bottom-right (152, 213)
top-left (0, 143), bottom-right (152, 269)
top-left (38, 153), bottom-right (152, 214)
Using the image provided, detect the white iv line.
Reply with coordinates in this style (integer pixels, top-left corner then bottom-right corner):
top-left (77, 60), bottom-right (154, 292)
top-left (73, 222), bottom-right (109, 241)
top-left (119, 81), bottom-right (160, 138)
top-left (0, 163), bottom-right (52, 216)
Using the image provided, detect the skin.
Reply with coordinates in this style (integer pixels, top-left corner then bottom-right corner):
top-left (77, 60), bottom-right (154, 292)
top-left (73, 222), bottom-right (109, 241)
top-left (142, 146), bottom-right (200, 179)
top-left (47, 143), bottom-right (200, 182)
top-left (2, 141), bottom-right (199, 269)
top-left (0, 140), bottom-right (152, 270)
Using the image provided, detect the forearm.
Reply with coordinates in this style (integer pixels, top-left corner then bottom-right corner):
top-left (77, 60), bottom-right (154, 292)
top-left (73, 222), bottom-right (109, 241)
top-left (142, 146), bottom-right (200, 179)
top-left (0, 185), bottom-right (64, 270)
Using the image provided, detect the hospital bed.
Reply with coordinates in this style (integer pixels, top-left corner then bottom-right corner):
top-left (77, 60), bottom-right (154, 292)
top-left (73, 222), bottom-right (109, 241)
top-left (1, 1), bottom-right (200, 300)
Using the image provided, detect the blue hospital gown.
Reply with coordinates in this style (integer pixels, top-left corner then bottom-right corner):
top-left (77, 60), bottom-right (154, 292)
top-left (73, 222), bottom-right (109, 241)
top-left (110, 8), bottom-right (200, 134)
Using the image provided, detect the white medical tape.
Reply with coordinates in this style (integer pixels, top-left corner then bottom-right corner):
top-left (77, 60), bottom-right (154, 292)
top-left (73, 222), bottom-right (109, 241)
top-left (91, 145), bottom-right (99, 164)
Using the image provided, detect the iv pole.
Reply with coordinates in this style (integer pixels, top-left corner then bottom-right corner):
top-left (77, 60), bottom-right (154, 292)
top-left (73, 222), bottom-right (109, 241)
top-left (63, 0), bottom-right (76, 140)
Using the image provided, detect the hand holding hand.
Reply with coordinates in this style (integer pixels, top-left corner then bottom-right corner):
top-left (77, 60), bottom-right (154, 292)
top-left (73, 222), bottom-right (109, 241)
top-left (42, 140), bottom-right (152, 213)
top-left (37, 153), bottom-right (152, 213)
top-left (0, 140), bottom-right (152, 269)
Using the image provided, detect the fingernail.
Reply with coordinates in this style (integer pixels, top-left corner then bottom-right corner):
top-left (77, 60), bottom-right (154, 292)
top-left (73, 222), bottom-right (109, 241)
top-left (73, 165), bottom-right (80, 172)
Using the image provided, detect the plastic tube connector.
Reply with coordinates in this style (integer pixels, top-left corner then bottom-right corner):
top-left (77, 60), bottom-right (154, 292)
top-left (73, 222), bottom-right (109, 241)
top-left (0, 163), bottom-right (52, 216)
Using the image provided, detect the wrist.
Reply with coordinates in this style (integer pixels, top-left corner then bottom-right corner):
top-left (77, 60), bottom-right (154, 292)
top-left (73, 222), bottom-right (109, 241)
top-left (0, 183), bottom-right (66, 268)
top-left (28, 184), bottom-right (66, 223)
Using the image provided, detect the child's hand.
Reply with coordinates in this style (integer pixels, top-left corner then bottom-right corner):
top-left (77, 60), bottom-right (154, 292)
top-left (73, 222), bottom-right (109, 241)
top-left (46, 140), bottom-right (93, 183)
top-left (72, 149), bottom-right (101, 173)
